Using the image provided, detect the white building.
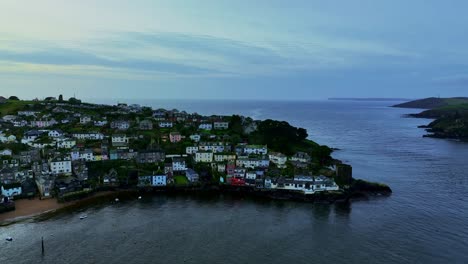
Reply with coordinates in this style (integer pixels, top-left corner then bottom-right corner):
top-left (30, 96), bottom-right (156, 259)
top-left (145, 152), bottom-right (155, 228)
top-left (112, 134), bottom-right (129, 146)
top-left (72, 132), bottom-right (105, 140)
top-left (186, 146), bottom-right (199, 155)
top-left (50, 158), bottom-right (72, 174)
top-left (57, 140), bottom-right (76, 149)
top-left (279, 176), bottom-right (340, 194)
top-left (48, 130), bottom-right (64, 138)
top-left (189, 134), bottom-right (201, 142)
top-left (18, 111), bottom-right (39, 117)
top-left (199, 123), bottom-right (213, 130)
top-left (80, 116), bottom-right (92, 124)
top-left (111, 120), bottom-right (130, 130)
top-left (198, 142), bottom-right (228, 153)
top-left (0, 134), bottom-right (16, 143)
top-left (30, 119), bottom-right (57, 128)
top-left (79, 149), bottom-right (94, 161)
top-left (195, 152), bottom-right (214, 163)
top-left (214, 121), bottom-right (229, 130)
top-left (0, 149), bottom-right (13, 156)
top-left (152, 175), bottom-right (167, 186)
top-left (172, 158), bottom-right (187, 171)
top-left (159, 122), bottom-right (173, 128)
top-left (94, 120), bottom-right (108, 127)
top-left (214, 153), bottom-right (237, 162)
top-left (1, 185), bottom-right (22, 197)
top-left (236, 156), bottom-right (270, 169)
top-left (269, 152), bottom-right (287, 168)
top-left (244, 145), bottom-right (268, 155)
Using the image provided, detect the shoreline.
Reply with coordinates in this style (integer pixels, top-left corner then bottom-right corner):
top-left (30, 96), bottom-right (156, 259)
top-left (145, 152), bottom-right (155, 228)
top-left (0, 191), bottom-right (119, 226)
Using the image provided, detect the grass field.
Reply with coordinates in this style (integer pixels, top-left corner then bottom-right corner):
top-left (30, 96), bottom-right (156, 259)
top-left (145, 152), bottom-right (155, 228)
top-left (0, 100), bottom-right (35, 116)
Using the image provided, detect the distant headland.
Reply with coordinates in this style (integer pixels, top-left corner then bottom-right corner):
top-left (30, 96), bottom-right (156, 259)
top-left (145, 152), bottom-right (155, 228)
top-left (393, 97), bottom-right (468, 141)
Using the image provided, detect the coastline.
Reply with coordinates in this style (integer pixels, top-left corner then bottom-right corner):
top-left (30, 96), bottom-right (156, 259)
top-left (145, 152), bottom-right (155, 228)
top-left (0, 191), bottom-right (119, 226)
top-left (1, 181), bottom-right (392, 225)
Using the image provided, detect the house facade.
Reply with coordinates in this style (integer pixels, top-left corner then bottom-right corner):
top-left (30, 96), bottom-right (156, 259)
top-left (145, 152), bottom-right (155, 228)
top-left (195, 152), bottom-right (214, 163)
top-left (172, 158), bottom-right (187, 172)
top-left (111, 120), bottom-right (130, 130)
top-left (199, 123), bottom-right (213, 130)
top-left (214, 121), bottom-right (229, 130)
top-left (169, 132), bottom-right (182, 143)
top-left (49, 158), bottom-right (72, 174)
top-left (244, 145), bottom-right (268, 155)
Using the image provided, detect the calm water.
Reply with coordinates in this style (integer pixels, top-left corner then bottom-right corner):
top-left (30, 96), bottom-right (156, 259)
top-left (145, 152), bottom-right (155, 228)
top-left (1, 100), bottom-right (468, 264)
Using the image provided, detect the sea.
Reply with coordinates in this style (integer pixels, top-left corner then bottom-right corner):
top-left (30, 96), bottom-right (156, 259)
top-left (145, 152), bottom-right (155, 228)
top-left (1, 99), bottom-right (467, 264)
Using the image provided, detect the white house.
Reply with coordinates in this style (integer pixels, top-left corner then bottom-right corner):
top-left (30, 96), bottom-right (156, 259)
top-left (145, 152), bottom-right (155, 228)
top-left (1, 184), bottom-right (22, 197)
top-left (49, 158), bottom-right (72, 174)
top-left (94, 120), bottom-right (108, 127)
top-left (2, 115), bottom-right (17, 122)
top-left (186, 169), bottom-right (199, 182)
top-left (13, 120), bottom-right (28, 127)
top-left (186, 146), bottom-right (199, 155)
top-left (269, 152), bottom-right (287, 168)
top-left (0, 134), bottom-right (16, 143)
top-left (199, 123), bottom-right (213, 130)
top-left (159, 122), bottom-right (173, 128)
top-left (152, 175), bottom-right (167, 186)
top-left (195, 152), bottom-right (213, 163)
top-left (111, 120), bottom-right (130, 130)
top-left (21, 130), bottom-right (42, 144)
top-left (214, 121), bottom-right (229, 130)
top-left (189, 134), bottom-right (201, 142)
top-left (172, 158), bottom-right (187, 171)
top-left (80, 116), bottom-right (92, 124)
top-left (112, 134), bottom-right (129, 146)
top-left (246, 172), bottom-right (257, 180)
top-left (0, 149), bottom-right (13, 156)
top-left (279, 175), bottom-right (340, 194)
top-left (79, 149), bottom-right (94, 161)
top-left (236, 156), bottom-right (270, 169)
top-left (244, 145), bottom-right (268, 155)
top-left (18, 111), bottom-right (39, 117)
top-left (72, 132), bottom-right (105, 140)
top-left (198, 142), bottom-right (228, 153)
top-left (48, 129), bottom-right (64, 138)
top-left (57, 140), bottom-right (76, 149)
top-left (290, 152), bottom-right (311, 163)
top-left (214, 153), bottom-right (237, 162)
top-left (30, 119), bottom-right (57, 128)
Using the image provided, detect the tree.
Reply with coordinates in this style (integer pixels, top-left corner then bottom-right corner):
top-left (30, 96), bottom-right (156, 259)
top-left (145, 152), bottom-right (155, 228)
top-left (8, 96), bottom-right (19, 101)
top-left (229, 115), bottom-right (244, 135)
top-left (68, 97), bottom-right (82, 104)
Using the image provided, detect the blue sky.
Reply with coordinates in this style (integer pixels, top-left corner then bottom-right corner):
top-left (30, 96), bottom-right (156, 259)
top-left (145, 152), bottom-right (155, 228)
top-left (0, 0), bottom-right (467, 100)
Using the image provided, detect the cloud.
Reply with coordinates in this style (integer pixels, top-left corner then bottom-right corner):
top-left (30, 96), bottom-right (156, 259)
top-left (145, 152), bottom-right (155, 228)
top-left (0, 31), bottom-right (417, 80)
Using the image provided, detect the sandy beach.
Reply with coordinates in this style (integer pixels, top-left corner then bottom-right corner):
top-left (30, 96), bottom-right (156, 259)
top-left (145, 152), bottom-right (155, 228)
top-left (0, 198), bottom-right (70, 223)
top-left (0, 191), bottom-right (120, 224)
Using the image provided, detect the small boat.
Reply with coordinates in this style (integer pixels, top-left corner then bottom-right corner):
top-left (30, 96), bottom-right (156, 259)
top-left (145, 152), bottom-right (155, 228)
top-left (79, 215), bottom-right (87, 220)
top-left (6, 237), bottom-right (13, 242)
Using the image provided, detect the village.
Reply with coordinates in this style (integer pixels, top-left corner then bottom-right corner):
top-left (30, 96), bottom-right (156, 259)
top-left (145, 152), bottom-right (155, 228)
top-left (0, 95), bottom-right (350, 213)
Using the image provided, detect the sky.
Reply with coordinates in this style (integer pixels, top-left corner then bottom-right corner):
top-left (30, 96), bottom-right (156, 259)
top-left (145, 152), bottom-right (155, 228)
top-left (0, 0), bottom-right (467, 100)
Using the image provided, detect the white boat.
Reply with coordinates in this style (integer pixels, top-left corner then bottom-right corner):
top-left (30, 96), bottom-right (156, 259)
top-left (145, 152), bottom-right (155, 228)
top-left (138, 196), bottom-right (142, 200)
top-left (79, 215), bottom-right (87, 220)
top-left (6, 237), bottom-right (13, 241)
top-left (115, 198), bottom-right (120, 202)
